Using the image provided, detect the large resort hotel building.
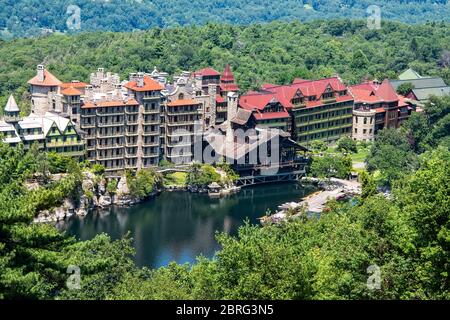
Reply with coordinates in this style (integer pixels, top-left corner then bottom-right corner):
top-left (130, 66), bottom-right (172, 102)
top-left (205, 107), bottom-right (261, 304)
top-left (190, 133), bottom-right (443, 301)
top-left (5, 64), bottom-right (242, 172)
top-left (1, 64), bottom-right (428, 173)
top-left (239, 77), bottom-right (354, 146)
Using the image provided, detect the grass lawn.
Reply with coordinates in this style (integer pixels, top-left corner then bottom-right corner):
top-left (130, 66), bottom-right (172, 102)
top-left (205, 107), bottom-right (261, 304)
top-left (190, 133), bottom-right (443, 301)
top-left (351, 147), bottom-right (370, 163)
top-left (163, 172), bottom-right (187, 187)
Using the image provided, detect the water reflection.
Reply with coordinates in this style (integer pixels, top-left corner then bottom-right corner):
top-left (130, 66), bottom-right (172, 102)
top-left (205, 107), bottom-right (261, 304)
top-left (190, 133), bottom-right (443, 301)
top-left (58, 182), bottom-right (314, 268)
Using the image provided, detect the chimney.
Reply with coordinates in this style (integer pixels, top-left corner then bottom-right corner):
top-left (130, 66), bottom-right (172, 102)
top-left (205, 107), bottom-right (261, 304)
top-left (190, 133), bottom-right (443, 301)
top-left (227, 91), bottom-right (238, 122)
top-left (37, 65), bottom-right (45, 82)
top-left (137, 72), bottom-right (145, 88)
top-left (85, 85), bottom-right (93, 101)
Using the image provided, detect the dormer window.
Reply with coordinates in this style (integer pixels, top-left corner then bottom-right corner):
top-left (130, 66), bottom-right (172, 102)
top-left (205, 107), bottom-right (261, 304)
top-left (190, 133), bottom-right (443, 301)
top-left (292, 97), bottom-right (304, 105)
top-left (322, 92), bottom-right (334, 99)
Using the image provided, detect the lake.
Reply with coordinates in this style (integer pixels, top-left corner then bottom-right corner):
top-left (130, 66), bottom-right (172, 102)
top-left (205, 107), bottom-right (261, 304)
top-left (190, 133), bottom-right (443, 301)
top-left (58, 182), bottom-right (315, 268)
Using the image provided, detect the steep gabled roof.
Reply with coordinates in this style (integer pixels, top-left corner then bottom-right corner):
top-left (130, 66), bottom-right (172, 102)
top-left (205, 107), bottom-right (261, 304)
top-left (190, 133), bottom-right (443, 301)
top-left (124, 76), bottom-right (164, 92)
top-left (27, 69), bottom-right (62, 87)
top-left (61, 87), bottom-right (82, 96)
top-left (350, 79), bottom-right (399, 104)
top-left (44, 112), bottom-right (71, 134)
top-left (398, 68), bottom-right (423, 80)
top-left (377, 79), bottom-right (399, 102)
top-left (240, 76), bottom-right (351, 111)
top-left (221, 64), bottom-right (235, 82)
top-left (239, 92), bottom-right (279, 111)
top-left (4, 95), bottom-right (19, 112)
top-left (231, 108), bottom-right (253, 125)
top-left (194, 67), bottom-right (221, 77)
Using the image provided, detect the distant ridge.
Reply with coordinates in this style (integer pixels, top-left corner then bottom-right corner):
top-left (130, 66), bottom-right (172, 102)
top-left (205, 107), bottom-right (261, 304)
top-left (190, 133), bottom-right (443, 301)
top-left (1, 0), bottom-right (450, 39)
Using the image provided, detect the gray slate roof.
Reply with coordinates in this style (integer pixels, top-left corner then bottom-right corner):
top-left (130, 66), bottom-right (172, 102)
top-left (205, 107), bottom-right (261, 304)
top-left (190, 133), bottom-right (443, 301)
top-left (4, 95), bottom-right (19, 112)
top-left (412, 87), bottom-right (450, 101)
top-left (390, 77), bottom-right (447, 90)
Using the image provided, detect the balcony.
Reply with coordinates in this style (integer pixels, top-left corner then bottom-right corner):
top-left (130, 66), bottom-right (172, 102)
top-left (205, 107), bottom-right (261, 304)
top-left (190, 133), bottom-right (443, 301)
top-left (166, 110), bottom-right (199, 116)
top-left (81, 113), bottom-right (96, 118)
top-left (166, 140), bottom-right (192, 148)
top-left (96, 132), bottom-right (124, 139)
top-left (297, 123), bottom-right (352, 137)
top-left (96, 154), bottom-right (124, 161)
top-left (126, 119), bottom-right (139, 125)
top-left (167, 120), bottom-right (195, 126)
top-left (98, 122), bottom-right (125, 128)
top-left (166, 131), bottom-right (194, 137)
top-left (126, 141), bottom-right (139, 147)
top-left (125, 109), bottom-right (139, 115)
top-left (142, 131), bottom-right (160, 136)
top-left (125, 130), bottom-right (139, 136)
top-left (143, 95), bottom-right (160, 100)
top-left (142, 153), bottom-right (159, 158)
top-left (166, 152), bottom-right (193, 158)
top-left (96, 111), bottom-right (124, 117)
top-left (321, 97), bottom-right (337, 104)
top-left (125, 153), bottom-right (138, 158)
top-left (46, 140), bottom-right (85, 148)
top-left (143, 108), bottom-right (160, 114)
top-left (143, 120), bottom-right (160, 125)
top-left (142, 141), bottom-right (159, 147)
top-left (96, 144), bottom-right (125, 150)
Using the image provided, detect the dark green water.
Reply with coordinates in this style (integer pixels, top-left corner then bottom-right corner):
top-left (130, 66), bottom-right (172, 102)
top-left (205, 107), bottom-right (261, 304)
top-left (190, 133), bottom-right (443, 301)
top-left (59, 182), bottom-right (314, 268)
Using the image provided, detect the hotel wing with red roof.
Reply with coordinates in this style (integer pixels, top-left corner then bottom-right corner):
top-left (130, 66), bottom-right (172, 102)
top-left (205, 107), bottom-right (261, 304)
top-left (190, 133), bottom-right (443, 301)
top-left (239, 77), bottom-right (354, 145)
top-left (349, 79), bottom-right (417, 141)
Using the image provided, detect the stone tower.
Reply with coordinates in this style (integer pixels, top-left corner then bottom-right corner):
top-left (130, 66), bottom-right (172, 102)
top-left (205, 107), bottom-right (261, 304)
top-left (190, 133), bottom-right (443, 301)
top-left (4, 95), bottom-right (21, 125)
top-left (206, 83), bottom-right (217, 128)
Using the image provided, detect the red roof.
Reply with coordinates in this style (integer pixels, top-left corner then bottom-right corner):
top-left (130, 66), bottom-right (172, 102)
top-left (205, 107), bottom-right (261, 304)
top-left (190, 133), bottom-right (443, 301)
top-left (221, 64), bottom-right (235, 82)
top-left (216, 95), bottom-right (225, 103)
top-left (81, 99), bottom-right (139, 109)
top-left (167, 99), bottom-right (200, 107)
top-left (61, 87), bottom-right (82, 96)
top-left (60, 81), bottom-right (87, 89)
top-left (254, 111), bottom-right (290, 121)
top-left (194, 67), bottom-right (221, 77)
top-left (220, 83), bottom-right (240, 92)
top-left (239, 76), bottom-right (352, 111)
top-left (292, 78), bottom-right (309, 84)
top-left (124, 76), bottom-right (164, 92)
top-left (350, 79), bottom-right (399, 104)
top-left (28, 69), bottom-right (62, 87)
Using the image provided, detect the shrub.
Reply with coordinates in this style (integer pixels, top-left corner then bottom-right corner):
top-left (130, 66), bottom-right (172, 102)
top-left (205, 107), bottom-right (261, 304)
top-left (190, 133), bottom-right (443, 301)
top-left (337, 136), bottom-right (357, 153)
top-left (186, 163), bottom-right (221, 187)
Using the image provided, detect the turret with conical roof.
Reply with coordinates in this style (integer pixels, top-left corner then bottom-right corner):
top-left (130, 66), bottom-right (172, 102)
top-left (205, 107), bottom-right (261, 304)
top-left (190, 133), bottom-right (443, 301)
top-left (4, 94), bottom-right (21, 124)
top-left (220, 64), bottom-right (240, 96)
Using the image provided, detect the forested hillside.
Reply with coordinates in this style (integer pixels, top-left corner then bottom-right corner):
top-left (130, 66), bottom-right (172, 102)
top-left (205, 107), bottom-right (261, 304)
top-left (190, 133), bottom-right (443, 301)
top-left (1, 0), bottom-right (449, 39)
top-left (0, 20), bottom-right (449, 115)
top-left (1, 95), bottom-right (449, 299)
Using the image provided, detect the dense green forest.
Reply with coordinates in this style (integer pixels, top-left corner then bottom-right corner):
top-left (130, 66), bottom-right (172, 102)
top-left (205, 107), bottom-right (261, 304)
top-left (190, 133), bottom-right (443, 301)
top-left (1, 0), bottom-right (450, 39)
top-left (1, 20), bottom-right (450, 115)
top-left (1, 95), bottom-right (449, 299)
